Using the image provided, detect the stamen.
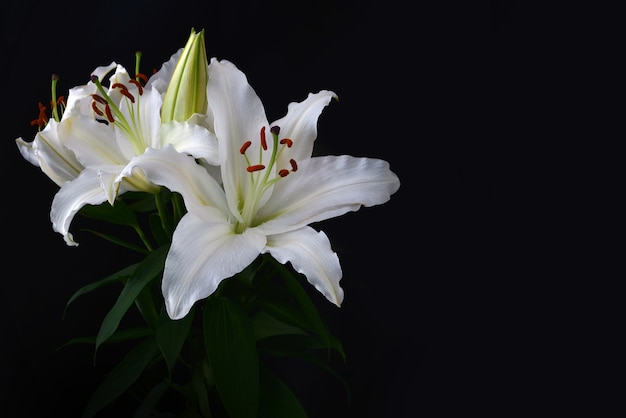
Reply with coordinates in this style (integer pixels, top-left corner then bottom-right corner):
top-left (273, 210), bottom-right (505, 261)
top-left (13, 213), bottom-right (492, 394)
top-left (290, 159), bottom-right (298, 171)
top-left (280, 138), bottom-right (293, 147)
top-left (240, 141), bottom-right (252, 154)
top-left (247, 164), bottom-right (265, 172)
top-left (30, 102), bottom-right (48, 128)
top-left (118, 88), bottom-right (136, 103)
top-left (105, 105), bottom-right (115, 123)
top-left (260, 126), bottom-right (267, 150)
top-left (278, 169), bottom-right (289, 177)
top-left (128, 79), bottom-right (143, 95)
top-left (91, 101), bottom-right (104, 116)
top-left (136, 73), bottom-right (149, 83)
top-left (91, 94), bottom-right (108, 104)
top-left (111, 82), bottom-right (128, 91)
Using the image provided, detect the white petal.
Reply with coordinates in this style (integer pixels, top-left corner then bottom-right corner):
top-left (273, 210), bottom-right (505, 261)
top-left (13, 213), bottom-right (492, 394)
top-left (60, 115), bottom-right (128, 166)
top-left (50, 168), bottom-right (108, 246)
top-left (159, 121), bottom-right (219, 165)
top-left (119, 145), bottom-right (229, 215)
top-left (98, 164), bottom-right (144, 204)
top-left (264, 227), bottom-right (343, 306)
top-left (272, 90), bottom-right (337, 163)
top-left (163, 209), bottom-right (266, 319)
top-left (16, 120), bottom-right (84, 186)
top-left (63, 62), bottom-right (116, 118)
top-left (207, 58), bottom-right (269, 221)
top-left (257, 155), bottom-right (401, 235)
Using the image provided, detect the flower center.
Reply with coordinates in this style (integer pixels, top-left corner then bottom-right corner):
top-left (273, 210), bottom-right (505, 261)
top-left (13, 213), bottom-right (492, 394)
top-left (236, 125), bottom-right (298, 232)
top-left (90, 70), bottom-right (149, 155)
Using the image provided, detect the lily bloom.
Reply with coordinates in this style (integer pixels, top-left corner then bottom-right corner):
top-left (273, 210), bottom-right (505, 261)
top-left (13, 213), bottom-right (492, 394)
top-left (17, 30), bottom-right (218, 246)
top-left (124, 58), bottom-right (401, 320)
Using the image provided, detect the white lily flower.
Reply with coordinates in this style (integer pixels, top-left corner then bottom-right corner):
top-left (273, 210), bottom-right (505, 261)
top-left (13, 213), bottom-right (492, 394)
top-left (124, 58), bottom-right (401, 319)
top-left (42, 33), bottom-right (218, 247)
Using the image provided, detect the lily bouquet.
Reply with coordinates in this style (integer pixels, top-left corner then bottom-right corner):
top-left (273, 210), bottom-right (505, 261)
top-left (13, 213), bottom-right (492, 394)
top-left (16, 28), bottom-right (400, 417)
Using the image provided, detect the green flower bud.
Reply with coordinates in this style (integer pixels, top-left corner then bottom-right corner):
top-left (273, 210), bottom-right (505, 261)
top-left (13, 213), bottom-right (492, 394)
top-left (161, 28), bottom-right (208, 123)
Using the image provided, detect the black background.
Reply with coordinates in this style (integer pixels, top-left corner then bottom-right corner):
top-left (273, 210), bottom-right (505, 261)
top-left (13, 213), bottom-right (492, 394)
top-left (1, 1), bottom-right (613, 417)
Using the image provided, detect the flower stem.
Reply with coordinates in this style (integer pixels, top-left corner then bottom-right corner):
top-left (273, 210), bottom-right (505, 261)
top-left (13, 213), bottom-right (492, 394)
top-left (133, 224), bottom-right (154, 252)
top-left (155, 192), bottom-right (173, 237)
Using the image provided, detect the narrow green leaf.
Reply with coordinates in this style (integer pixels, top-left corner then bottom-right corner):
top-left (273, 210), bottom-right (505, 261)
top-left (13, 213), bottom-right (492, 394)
top-left (58, 327), bottom-right (153, 350)
top-left (79, 199), bottom-right (139, 227)
top-left (258, 364), bottom-right (308, 418)
top-left (203, 296), bottom-right (259, 418)
top-left (64, 263), bottom-right (138, 318)
top-left (156, 306), bottom-right (195, 374)
top-left (268, 257), bottom-right (333, 348)
top-left (82, 338), bottom-right (160, 418)
top-left (95, 246), bottom-right (168, 352)
top-left (252, 310), bottom-right (306, 340)
top-left (81, 229), bottom-right (150, 254)
top-left (257, 335), bottom-right (350, 402)
top-left (132, 380), bottom-right (170, 418)
top-left (149, 212), bottom-right (170, 247)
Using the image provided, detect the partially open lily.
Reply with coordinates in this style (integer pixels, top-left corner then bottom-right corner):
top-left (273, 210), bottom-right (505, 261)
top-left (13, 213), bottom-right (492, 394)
top-left (17, 30), bottom-right (218, 246)
top-left (124, 58), bottom-right (401, 319)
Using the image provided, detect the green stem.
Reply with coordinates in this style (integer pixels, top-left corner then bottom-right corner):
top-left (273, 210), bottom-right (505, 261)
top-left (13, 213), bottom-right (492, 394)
top-left (172, 193), bottom-right (186, 224)
top-left (155, 192), bottom-right (173, 237)
top-left (133, 224), bottom-right (154, 252)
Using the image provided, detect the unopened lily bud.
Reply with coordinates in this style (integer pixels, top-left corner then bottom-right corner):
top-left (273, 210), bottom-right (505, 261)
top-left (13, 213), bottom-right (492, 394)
top-left (161, 28), bottom-right (208, 123)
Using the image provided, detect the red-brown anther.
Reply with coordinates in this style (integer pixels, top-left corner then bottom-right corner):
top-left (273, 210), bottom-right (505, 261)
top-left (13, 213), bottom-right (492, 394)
top-left (278, 169), bottom-right (290, 177)
top-left (136, 73), bottom-right (149, 82)
top-left (57, 96), bottom-right (66, 106)
top-left (247, 164), bottom-right (265, 172)
top-left (111, 83), bottom-right (135, 103)
top-left (30, 115), bottom-right (47, 128)
top-left (280, 138), bottom-right (293, 147)
top-left (128, 79), bottom-right (143, 95)
top-left (260, 126), bottom-right (267, 150)
top-left (118, 88), bottom-right (136, 103)
top-left (30, 102), bottom-right (48, 128)
top-left (105, 105), bottom-right (115, 122)
top-left (91, 94), bottom-right (108, 104)
top-left (290, 159), bottom-right (298, 171)
top-left (240, 141), bottom-right (252, 154)
top-left (91, 101), bottom-right (104, 116)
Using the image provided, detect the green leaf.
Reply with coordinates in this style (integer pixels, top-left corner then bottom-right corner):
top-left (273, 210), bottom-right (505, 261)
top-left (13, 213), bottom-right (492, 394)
top-left (132, 380), bottom-right (170, 418)
top-left (95, 246), bottom-right (168, 352)
top-left (257, 335), bottom-right (350, 402)
top-left (58, 327), bottom-right (153, 350)
top-left (257, 364), bottom-right (308, 418)
top-left (81, 229), bottom-right (150, 254)
top-left (252, 310), bottom-right (306, 340)
top-left (149, 212), bottom-right (170, 247)
top-left (269, 257), bottom-right (333, 345)
top-left (82, 337), bottom-right (160, 418)
top-left (156, 305), bottom-right (195, 374)
top-left (64, 263), bottom-right (138, 318)
top-left (79, 199), bottom-right (139, 227)
top-left (203, 296), bottom-right (259, 418)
